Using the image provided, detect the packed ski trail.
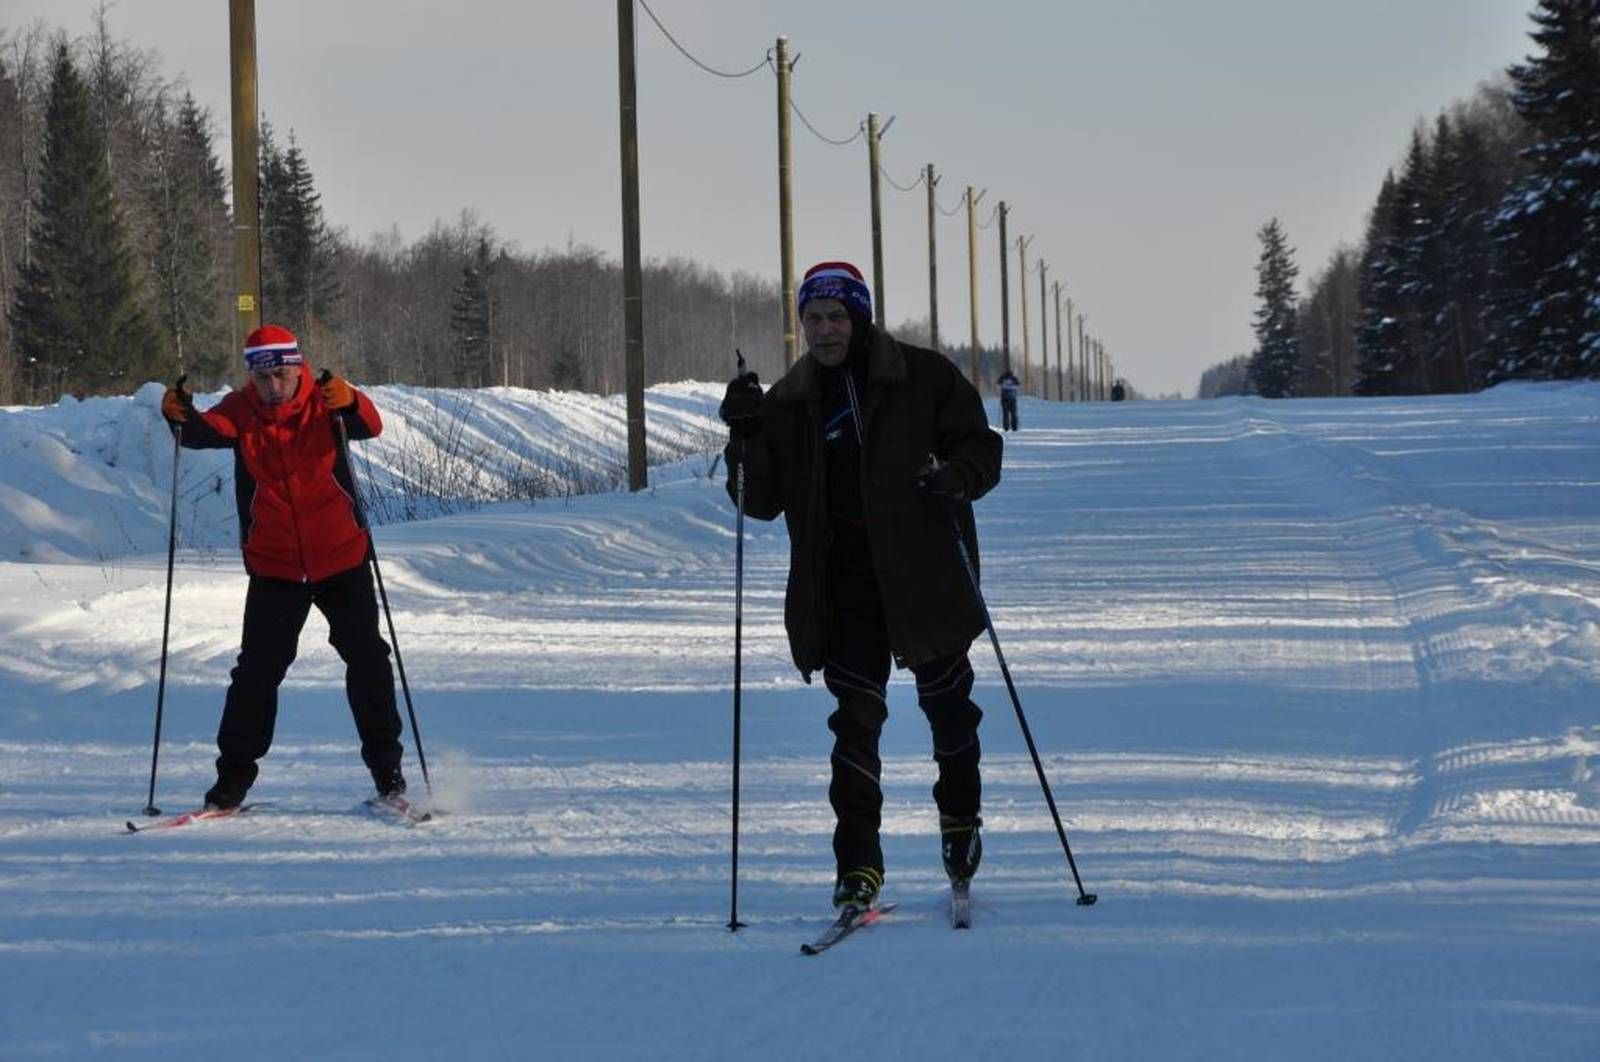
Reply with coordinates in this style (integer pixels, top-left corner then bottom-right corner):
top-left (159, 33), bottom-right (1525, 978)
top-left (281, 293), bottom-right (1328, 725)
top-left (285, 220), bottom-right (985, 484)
top-left (2, 382), bottom-right (1599, 1059)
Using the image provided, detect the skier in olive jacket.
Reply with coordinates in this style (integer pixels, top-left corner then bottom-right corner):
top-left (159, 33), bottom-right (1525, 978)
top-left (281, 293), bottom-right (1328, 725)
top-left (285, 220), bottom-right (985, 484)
top-left (160, 324), bottom-right (405, 810)
top-left (720, 261), bottom-right (1003, 910)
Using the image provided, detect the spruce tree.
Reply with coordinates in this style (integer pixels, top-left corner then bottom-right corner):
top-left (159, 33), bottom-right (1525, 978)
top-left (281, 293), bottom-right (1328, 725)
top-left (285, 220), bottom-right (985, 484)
top-left (1248, 218), bottom-right (1301, 398)
top-left (149, 92), bottom-right (231, 384)
top-left (9, 43), bottom-right (164, 399)
top-left (1487, 0), bottom-right (1600, 380)
top-left (259, 125), bottom-right (340, 343)
top-left (449, 237), bottom-right (496, 386)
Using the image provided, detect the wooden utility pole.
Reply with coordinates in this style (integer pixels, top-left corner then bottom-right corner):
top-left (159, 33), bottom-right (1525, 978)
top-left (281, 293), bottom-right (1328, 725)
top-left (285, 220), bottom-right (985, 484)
top-left (925, 163), bottom-right (939, 350)
top-left (866, 112), bottom-right (885, 328)
top-left (775, 37), bottom-right (797, 365)
top-left (1065, 296), bottom-right (1075, 400)
top-left (965, 186), bottom-right (984, 387)
top-left (616, 0), bottom-right (647, 490)
top-left (997, 202), bottom-right (1010, 374)
top-left (1018, 236), bottom-right (1032, 393)
top-left (1039, 262), bottom-right (1048, 399)
top-left (1053, 280), bottom-right (1062, 403)
top-left (1077, 313), bottom-right (1088, 399)
top-left (228, 0), bottom-right (261, 344)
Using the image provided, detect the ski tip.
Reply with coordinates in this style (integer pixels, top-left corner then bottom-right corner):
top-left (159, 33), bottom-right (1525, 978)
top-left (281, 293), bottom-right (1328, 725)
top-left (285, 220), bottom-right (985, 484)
top-left (124, 821), bottom-right (139, 833)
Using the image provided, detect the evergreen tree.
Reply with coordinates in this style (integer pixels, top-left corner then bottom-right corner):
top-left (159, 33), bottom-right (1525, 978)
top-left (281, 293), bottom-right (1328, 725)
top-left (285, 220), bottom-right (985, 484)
top-left (9, 43), bottom-right (163, 399)
top-left (1248, 218), bottom-right (1301, 398)
top-left (260, 125), bottom-right (340, 343)
top-left (1486, 0), bottom-right (1600, 380)
top-left (449, 236), bottom-right (496, 386)
top-left (1357, 163), bottom-right (1420, 395)
top-left (149, 92), bottom-right (231, 384)
top-left (1296, 246), bottom-right (1360, 397)
top-left (1432, 115), bottom-right (1502, 391)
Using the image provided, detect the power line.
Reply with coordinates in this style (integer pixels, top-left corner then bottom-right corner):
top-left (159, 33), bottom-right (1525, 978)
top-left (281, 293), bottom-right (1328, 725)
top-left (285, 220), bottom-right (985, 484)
top-left (879, 163), bottom-right (924, 193)
top-left (790, 97), bottom-right (863, 146)
top-left (637, 0), bottom-right (769, 79)
top-left (975, 202), bottom-right (1000, 229)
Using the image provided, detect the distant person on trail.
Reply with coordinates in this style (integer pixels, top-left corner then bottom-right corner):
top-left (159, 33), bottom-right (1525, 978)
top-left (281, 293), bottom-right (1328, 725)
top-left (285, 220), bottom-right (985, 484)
top-left (159, 324), bottom-right (406, 811)
top-left (718, 260), bottom-right (1004, 913)
top-left (1111, 379), bottom-right (1126, 402)
top-left (997, 369), bottom-right (1020, 431)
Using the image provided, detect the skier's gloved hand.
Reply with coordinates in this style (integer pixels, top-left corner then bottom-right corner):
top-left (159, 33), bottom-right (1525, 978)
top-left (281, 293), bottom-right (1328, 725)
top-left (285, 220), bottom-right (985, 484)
top-left (915, 455), bottom-right (968, 503)
top-left (719, 372), bottom-right (764, 440)
top-left (319, 372), bottom-right (356, 411)
top-left (161, 376), bottom-right (195, 425)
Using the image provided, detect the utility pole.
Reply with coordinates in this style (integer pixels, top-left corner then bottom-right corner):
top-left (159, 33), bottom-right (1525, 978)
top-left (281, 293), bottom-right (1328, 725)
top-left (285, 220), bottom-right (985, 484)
top-left (1053, 280), bottom-right (1062, 403)
top-left (1039, 261), bottom-right (1048, 400)
top-left (966, 186), bottom-right (985, 388)
top-left (1018, 236), bottom-right (1033, 393)
top-left (228, 0), bottom-right (260, 344)
top-left (925, 163), bottom-right (939, 349)
top-left (1065, 296), bottom-right (1075, 400)
top-left (775, 37), bottom-right (797, 365)
top-left (616, 0), bottom-right (647, 490)
top-left (998, 202), bottom-right (1010, 374)
top-left (1077, 313), bottom-right (1088, 400)
top-left (866, 112), bottom-right (885, 328)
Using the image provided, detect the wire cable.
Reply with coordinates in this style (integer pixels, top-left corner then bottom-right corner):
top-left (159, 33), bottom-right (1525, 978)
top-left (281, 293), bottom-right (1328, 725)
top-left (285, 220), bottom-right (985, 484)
top-left (879, 164), bottom-right (925, 193)
top-left (791, 98), bottom-right (864, 146)
top-left (637, 0), bottom-right (769, 79)
top-left (975, 203), bottom-right (1000, 229)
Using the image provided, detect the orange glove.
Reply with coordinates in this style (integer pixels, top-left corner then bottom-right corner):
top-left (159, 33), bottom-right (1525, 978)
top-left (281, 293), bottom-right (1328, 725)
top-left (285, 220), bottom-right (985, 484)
top-left (161, 376), bottom-right (194, 425)
top-left (319, 373), bottom-right (356, 411)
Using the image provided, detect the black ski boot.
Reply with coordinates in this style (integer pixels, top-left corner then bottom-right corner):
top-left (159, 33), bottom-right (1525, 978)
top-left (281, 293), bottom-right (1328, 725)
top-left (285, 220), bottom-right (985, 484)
top-left (372, 764), bottom-right (407, 798)
top-left (832, 867), bottom-right (884, 910)
top-left (941, 815), bottom-right (983, 884)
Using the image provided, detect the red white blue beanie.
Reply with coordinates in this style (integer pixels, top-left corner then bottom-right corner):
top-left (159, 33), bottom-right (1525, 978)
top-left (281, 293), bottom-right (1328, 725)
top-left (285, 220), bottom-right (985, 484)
top-left (798, 261), bottom-right (871, 319)
top-left (242, 324), bottom-right (303, 369)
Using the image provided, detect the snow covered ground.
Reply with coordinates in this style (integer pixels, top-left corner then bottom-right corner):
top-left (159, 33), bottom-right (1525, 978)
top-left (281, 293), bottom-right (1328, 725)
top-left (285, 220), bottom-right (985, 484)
top-left (2, 379), bottom-right (1598, 1060)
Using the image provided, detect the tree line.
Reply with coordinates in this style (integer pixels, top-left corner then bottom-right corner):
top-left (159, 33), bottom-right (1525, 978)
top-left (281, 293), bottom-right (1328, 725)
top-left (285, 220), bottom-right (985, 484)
top-left (1202, 0), bottom-right (1598, 399)
top-left (0, 13), bottom-right (804, 406)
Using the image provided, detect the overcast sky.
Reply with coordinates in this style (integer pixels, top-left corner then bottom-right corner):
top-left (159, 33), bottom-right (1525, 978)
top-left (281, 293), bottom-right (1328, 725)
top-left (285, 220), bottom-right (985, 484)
top-left (5, 1), bottom-right (1538, 396)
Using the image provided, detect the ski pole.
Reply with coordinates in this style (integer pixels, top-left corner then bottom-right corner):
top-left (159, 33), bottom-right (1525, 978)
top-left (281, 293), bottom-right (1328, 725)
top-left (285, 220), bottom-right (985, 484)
top-left (142, 388), bottom-right (186, 817)
top-left (728, 349), bottom-right (749, 932)
top-left (937, 463), bottom-right (1096, 905)
top-left (322, 373), bottom-right (432, 795)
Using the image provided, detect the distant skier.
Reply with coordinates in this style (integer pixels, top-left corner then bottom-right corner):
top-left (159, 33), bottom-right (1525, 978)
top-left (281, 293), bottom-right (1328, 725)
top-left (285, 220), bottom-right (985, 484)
top-left (1111, 379), bottom-right (1126, 402)
top-left (159, 324), bottom-right (406, 810)
top-left (719, 261), bottom-right (1003, 912)
top-left (997, 368), bottom-right (1020, 431)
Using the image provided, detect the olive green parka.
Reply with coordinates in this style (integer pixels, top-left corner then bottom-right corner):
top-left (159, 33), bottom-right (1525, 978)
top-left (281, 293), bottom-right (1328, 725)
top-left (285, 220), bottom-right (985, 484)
top-left (726, 324), bottom-right (1003, 678)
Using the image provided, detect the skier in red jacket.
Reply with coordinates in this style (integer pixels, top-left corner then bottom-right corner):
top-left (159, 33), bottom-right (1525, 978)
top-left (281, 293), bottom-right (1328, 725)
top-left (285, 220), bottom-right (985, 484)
top-left (161, 324), bottom-right (405, 809)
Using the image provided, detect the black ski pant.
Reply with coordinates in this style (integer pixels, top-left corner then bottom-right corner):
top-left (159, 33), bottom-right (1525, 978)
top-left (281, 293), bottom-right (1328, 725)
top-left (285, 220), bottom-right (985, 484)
top-left (1000, 398), bottom-right (1018, 432)
top-left (823, 548), bottom-right (983, 880)
top-left (212, 562), bottom-right (403, 798)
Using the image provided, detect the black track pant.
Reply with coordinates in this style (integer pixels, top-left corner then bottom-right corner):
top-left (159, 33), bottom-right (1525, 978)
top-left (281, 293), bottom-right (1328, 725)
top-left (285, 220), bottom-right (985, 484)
top-left (213, 562), bottom-right (403, 795)
top-left (1000, 398), bottom-right (1019, 432)
top-left (823, 548), bottom-right (982, 878)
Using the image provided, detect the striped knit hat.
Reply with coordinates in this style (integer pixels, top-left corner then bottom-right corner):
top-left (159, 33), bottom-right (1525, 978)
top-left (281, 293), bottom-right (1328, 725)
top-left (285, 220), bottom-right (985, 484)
top-left (242, 324), bottom-right (303, 370)
top-left (797, 261), bottom-right (871, 319)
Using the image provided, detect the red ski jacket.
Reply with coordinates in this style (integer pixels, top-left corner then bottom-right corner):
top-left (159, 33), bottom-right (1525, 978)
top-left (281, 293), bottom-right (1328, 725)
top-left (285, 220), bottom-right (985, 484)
top-left (179, 362), bottom-right (382, 583)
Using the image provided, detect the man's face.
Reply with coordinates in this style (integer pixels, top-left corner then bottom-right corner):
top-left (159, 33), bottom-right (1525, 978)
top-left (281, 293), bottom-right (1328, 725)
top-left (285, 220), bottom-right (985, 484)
top-left (801, 298), bottom-right (852, 367)
top-left (250, 365), bottom-right (300, 406)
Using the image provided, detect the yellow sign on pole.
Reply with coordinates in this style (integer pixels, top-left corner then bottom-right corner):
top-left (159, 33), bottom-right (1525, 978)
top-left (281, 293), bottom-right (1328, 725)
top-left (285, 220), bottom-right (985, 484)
top-left (236, 294), bottom-right (256, 312)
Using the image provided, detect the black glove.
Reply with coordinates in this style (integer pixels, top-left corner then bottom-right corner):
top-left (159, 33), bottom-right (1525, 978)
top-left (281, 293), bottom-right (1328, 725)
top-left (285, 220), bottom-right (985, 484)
top-left (719, 372), bottom-right (764, 439)
top-left (915, 455), bottom-right (968, 502)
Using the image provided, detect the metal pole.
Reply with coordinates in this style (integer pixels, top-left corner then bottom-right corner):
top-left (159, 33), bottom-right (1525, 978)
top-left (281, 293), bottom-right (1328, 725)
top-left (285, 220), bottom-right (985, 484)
top-left (1053, 281), bottom-right (1063, 403)
top-left (775, 37), bottom-right (798, 366)
top-left (228, 0), bottom-right (260, 340)
top-left (617, 0), bottom-right (647, 491)
top-left (926, 163), bottom-right (939, 350)
top-left (141, 420), bottom-right (184, 816)
top-left (728, 350), bottom-right (750, 932)
top-left (1065, 297), bottom-right (1075, 401)
top-left (949, 512), bottom-right (1096, 906)
top-left (866, 112), bottom-right (885, 328)
top-left (1039, 262), bottom-right (1048, 400)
